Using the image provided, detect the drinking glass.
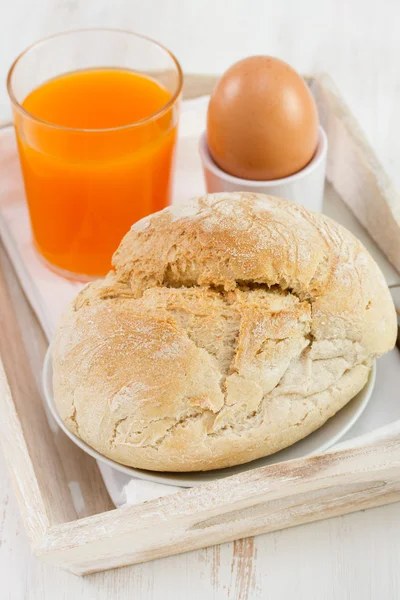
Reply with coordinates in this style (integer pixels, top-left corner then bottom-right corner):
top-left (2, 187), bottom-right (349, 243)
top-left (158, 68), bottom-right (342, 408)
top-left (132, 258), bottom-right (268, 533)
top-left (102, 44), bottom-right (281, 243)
top-left (7, 29), bottom-right (182, 280)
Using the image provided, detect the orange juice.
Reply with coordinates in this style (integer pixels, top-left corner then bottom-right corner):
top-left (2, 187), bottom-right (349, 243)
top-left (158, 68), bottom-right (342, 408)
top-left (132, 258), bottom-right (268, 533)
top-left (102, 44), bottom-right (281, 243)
top-left (16, 68), bottom-right (178, 277)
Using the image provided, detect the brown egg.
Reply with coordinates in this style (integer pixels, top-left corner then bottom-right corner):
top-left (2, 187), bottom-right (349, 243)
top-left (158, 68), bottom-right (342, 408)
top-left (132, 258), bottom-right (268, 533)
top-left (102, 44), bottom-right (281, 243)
top-left (207, 56), bottom-right (319, 181)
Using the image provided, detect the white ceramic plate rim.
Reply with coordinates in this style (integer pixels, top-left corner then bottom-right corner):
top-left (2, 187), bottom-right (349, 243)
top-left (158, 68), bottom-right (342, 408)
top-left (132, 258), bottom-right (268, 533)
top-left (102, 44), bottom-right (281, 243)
top-left (42, 347), bottom-right (375, 488)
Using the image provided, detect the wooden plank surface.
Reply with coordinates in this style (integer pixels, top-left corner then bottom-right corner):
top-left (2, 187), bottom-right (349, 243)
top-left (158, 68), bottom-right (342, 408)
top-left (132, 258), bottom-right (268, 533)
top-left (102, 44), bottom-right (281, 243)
top-left (0, 242), bottom-right (114, 520)
top-left (312, 74), bottom-right (400, 274)
top-left (35, 420), bottom-right (400, 575)
top-left (1, 72), bottom-right (400, 598)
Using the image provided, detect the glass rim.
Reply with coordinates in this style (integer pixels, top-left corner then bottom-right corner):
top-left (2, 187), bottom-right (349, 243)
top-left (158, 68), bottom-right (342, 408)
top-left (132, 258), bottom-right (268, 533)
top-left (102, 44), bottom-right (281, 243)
top-left (7, 28), bottom-right (183, 133)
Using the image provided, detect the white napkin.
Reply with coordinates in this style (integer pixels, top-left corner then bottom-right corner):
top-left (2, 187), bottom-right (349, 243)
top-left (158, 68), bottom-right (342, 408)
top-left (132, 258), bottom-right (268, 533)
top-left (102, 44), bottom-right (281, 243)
top-left (0, 96), bottom-right (209, 506)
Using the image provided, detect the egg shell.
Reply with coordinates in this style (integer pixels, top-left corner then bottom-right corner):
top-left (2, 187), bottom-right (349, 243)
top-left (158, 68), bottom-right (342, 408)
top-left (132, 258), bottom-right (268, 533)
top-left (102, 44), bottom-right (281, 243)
top-left (207, 56), bottom-right (319, 181)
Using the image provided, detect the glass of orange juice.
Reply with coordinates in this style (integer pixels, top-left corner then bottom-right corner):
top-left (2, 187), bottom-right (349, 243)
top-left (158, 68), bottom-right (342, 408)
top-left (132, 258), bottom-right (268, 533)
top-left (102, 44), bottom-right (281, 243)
top-left (7, 29), bottom-right (182, 280)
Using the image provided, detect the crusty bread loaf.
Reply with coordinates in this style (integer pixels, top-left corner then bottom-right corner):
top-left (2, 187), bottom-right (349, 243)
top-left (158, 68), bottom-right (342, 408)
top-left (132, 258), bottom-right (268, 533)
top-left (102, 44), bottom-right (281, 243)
top-left (52, 193), bottom-right (397, 471)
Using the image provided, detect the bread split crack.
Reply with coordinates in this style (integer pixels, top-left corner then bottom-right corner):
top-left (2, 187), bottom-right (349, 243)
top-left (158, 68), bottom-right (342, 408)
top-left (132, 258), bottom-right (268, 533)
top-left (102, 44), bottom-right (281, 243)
top-left (52, 193), bottom-right (396, 471)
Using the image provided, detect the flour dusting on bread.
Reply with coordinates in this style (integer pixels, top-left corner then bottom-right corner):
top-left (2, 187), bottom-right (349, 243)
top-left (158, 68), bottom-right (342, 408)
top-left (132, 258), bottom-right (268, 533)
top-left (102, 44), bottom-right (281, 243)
top-left (52, 193), bottom-right (397, 471)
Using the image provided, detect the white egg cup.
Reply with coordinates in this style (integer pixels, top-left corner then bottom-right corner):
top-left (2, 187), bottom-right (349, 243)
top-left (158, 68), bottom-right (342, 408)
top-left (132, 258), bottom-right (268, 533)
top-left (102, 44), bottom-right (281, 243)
top-left (199, 126), bottom-right (328, 213)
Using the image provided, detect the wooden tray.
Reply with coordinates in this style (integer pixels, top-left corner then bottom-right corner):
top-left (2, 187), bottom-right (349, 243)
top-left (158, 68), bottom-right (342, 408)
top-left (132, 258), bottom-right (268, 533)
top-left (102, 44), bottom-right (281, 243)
top-left (1, 74), bottom-right (400, 576)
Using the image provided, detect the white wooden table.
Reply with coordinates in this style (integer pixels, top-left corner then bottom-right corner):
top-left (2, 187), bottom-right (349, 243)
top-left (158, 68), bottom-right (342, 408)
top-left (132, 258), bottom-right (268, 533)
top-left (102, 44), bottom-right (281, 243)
top-left (1, 431), bottom-right (400, 599)
top-left (2, 2), bottom-right (400, 598)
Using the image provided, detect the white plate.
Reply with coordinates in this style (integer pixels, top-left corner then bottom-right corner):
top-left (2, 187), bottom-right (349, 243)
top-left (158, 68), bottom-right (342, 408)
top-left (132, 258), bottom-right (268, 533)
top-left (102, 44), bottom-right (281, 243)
top-left (42, 348), bottom-right (375, 488)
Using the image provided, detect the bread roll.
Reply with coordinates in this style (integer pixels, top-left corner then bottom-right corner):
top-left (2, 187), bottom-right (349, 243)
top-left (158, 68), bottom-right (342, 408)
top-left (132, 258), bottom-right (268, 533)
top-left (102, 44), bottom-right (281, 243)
top-left (52, 193), bottom-right (397, 471)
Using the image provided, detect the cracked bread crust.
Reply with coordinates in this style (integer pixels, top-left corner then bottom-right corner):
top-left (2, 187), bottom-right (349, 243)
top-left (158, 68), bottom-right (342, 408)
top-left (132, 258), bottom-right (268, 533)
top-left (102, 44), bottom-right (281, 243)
top-left (52, 193), bottom-right (397, 471)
